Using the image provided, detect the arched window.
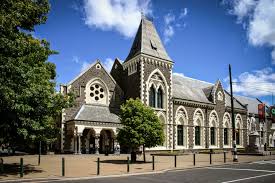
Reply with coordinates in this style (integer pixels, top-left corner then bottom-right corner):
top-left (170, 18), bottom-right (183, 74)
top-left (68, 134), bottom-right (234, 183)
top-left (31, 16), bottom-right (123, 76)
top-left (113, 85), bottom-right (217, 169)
top-left (210, 127), bottom-right (215, 145)
top-left (236, 129), bottom-right (240, 145)
top-left (149, 86), bottom-right (156, 107)
top-left (235, 114), bottom-right (242, 146)
top-left (209, 111), bottom-right (218, 147)
top-left (177, 125), bottom-right (184, 146)
top-left (175, 106), bottom-right (188, 148)
top-left (85, 79), bottom-right (108, 105)
top-left (157, 88), bottom-right (163, 108)
top-left (193, 109), bottom-right (204, 147)
top-left (195, 126), bottom-right (201, 146)
top-left (224, 128), bottom-right (228, 145)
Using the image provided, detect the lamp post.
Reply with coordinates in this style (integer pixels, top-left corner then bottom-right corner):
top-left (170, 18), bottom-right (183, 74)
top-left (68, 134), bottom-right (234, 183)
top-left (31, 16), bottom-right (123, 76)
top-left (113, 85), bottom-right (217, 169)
top-left (229, 64), bottom-right (238, 162)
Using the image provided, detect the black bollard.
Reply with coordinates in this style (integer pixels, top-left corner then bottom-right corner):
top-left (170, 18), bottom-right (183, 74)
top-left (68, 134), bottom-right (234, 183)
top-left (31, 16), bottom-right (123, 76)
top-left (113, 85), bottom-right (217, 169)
top-left (174, 155), bottom-right (177, 168)
top-left (152, 156), bottom-right (155, 170)
top-left (97, 157), bottom-right (100, 175)
top-left (210, 152), bottom-right (212, 164)
top-left (224, 151), bottom-right (226, 163)
top-left (20, 158), bottom-right (23, 178)
top-left (38, 141), bottom-right (41, 165)
top-left (127, 156), bottom-right (130, 173)
top-left (62, 157), bottom-right (65, 176)
top-left (0, 158), bottom-right (3, 173)
top-left (193, 153), bottom-right (196, 166)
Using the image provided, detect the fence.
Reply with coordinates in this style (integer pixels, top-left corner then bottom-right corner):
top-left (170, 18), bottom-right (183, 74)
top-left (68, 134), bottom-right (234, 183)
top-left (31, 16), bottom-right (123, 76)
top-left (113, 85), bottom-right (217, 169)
top-left (0, 152), bottom-right (274, 180)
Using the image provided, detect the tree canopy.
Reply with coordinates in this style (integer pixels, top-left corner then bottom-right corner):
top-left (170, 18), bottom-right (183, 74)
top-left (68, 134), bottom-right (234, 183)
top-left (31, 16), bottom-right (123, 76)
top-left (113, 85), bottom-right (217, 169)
top-left (117, 98), bottom-right (164, 151)
top-left (0, 0), bottom-right (74, 148)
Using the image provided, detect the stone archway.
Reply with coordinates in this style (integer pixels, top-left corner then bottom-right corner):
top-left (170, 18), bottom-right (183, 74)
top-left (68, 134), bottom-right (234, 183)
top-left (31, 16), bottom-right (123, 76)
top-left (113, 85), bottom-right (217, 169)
top-left (99, 129), bottom-right (115, 154)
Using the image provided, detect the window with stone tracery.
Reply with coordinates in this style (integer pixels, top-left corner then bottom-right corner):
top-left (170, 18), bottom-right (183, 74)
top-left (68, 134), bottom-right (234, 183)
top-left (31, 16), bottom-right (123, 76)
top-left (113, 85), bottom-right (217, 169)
top-left (149, 86), bottom-right (156, 107)
top-left (86, 79), bottom-right (108, 105)
top-left (157, 88), bottom-right (163, 108)
top-left (148, 72), bottom-right (166, 109)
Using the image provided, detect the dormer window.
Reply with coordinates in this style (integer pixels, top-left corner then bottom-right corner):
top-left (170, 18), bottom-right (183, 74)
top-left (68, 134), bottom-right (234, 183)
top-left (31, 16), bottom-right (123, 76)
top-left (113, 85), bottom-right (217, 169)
top-left (217, 91), bottom-right (223, 101)
top-left (150, 40), bottom-right (157, 50)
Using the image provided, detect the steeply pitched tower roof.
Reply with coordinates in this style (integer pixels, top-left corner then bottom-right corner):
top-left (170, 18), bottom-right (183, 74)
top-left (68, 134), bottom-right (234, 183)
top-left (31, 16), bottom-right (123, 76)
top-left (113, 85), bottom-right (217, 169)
top-left (125, 16), bottom-right (172, 62)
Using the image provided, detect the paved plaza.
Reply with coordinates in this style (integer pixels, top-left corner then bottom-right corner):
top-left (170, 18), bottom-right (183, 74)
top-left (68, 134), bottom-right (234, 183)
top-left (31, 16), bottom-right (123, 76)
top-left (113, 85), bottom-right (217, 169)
top-left (0, 153), bottom-right (274, 181)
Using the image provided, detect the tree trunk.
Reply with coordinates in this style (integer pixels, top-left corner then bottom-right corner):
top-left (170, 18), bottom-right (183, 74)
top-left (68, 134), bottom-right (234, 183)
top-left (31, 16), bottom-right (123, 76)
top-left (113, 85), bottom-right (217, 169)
top-left (131, 151), bottom-right (137, 163)
top-left (143, 144), bottom-right (146, 162)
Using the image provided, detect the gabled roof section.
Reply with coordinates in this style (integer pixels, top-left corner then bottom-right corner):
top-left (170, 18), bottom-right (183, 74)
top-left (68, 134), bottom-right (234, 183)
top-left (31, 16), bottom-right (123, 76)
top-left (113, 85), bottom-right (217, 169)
top-left (235, 95), bottom-right (262, 114)
top-left (125, 16), bottom-right (172, 62)
top-left (67, 60), bottom-right (99, 85)
top-left (67, 59), bottom-right (118, 87)
top-left (74, 105), bottom-right (120, 123)
top-left (172, 75), bottom-right (213, 104)
top-left (224, 90), bottom-right (246, 110)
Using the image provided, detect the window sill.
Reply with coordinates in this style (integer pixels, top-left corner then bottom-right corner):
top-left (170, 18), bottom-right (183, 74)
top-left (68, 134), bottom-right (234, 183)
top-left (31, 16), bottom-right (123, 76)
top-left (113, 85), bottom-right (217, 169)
top-left (209, 145), bottom-right (218, 149)
top-left (193, 146), bottom-right (204, 149)
top-left (152, 108), bottom-right (166, 111)
top-left (175, 146), bottom-right (188, 149)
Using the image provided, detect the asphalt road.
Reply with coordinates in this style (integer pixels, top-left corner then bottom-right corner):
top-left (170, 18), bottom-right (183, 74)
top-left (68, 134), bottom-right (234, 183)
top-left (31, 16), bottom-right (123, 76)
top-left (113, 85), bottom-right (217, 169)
top-left (15, 160), bottom-right (275, 183)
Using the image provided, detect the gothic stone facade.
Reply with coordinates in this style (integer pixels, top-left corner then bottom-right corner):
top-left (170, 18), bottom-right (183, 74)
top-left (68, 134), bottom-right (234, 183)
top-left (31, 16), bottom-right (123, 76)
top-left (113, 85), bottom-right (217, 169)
top-left (60, 17), bottom-right (272, 154)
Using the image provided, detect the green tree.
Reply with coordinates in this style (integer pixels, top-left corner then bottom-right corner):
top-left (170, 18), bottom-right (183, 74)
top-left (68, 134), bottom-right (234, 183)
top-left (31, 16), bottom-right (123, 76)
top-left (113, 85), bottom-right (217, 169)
top-left (0, 0), bottom-right (74, 151)
top-left (117, 98), bottom-right (164, 162)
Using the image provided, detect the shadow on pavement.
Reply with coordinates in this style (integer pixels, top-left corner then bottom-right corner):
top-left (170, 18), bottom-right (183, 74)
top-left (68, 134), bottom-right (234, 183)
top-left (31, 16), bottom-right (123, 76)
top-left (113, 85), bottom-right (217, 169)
top-left (99, 159), bottom-right (151, 164)
top-left (0, 163), bottom-right (43, 178)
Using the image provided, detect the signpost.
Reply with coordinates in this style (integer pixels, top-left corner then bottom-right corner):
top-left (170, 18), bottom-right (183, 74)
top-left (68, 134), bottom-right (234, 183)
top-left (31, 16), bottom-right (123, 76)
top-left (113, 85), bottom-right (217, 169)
top-left (258, 104), bottom-right (266, 122)
top-left (270, 106), bottom-right (275, 122)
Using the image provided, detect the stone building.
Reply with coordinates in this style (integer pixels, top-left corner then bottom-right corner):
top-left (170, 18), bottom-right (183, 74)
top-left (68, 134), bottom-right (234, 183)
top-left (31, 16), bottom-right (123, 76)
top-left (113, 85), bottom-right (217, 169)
top-left (60, 16), bottom-right (272, 154)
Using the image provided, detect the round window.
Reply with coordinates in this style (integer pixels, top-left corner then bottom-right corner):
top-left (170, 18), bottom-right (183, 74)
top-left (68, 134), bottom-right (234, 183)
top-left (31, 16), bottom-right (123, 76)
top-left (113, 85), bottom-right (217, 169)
top-left (89, 83), bottom-right (106, 103)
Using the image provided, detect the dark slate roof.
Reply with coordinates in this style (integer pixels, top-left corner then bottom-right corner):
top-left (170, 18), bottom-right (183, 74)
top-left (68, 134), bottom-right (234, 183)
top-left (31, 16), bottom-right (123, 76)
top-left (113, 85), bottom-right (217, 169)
top-left (224, 91), bottom-right (246, 110)
top-left (172, 74), bottom-right (246, 110)
top-left (172, 75), bottom-right (213, 104)
top-left (125, 16), bottom-right (172, 62)
top-left (235, 95), bottom-right (262, 114)
top-left (74, 105), bottom-right (120, 123)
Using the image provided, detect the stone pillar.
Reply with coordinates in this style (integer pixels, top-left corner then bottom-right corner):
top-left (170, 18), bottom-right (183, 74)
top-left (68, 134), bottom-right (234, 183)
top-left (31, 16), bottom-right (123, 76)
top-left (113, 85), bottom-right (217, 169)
top-left (114, 139), bottom-right (120, 155)
top-left (74, 135), bottom-right (77, 154)
top-left (77, 133), bottom-right (82, 154)
top-left (95, 134), bottom-right (100, 154)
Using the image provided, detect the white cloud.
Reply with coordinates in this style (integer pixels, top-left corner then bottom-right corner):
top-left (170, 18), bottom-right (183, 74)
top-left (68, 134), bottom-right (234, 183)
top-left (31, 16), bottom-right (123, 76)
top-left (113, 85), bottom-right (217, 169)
top-left (83, 0), bottom-right (152, 38)
top-left (163, 9), bottom-right (188, 43)
top-left (173, 72), bottom-right (185, 77)
top-left (224, 67), bottom-right (275, 97)
top-left (231, 0), bottom-right (256, 22)
top-left (103, 58), bottom-right (114, 72)
top-left (81, 61), bottom-right (90, 72)
top-left (72, 56), bottom-right (80, 64)
top-left (227, 0), bottom-right (275, 64)
top-left (179, 8), bottom-right (188, 19)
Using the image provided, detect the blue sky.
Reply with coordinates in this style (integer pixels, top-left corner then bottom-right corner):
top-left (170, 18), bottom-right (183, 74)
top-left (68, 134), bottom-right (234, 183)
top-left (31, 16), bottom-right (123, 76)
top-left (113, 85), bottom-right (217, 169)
top-left (34, 0), bottom-right (275, 105)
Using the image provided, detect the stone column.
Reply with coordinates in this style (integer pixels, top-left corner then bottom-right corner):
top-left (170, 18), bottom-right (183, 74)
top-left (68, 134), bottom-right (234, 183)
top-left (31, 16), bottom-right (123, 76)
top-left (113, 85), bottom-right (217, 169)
top-left (74, 135), bottom-right (77, 154)
top-left (114, 139), bottom-right (120, 155)
top-left (95, 134), bottom-right (100, 154)
top-left (77, 133), bottom-right (82, 154)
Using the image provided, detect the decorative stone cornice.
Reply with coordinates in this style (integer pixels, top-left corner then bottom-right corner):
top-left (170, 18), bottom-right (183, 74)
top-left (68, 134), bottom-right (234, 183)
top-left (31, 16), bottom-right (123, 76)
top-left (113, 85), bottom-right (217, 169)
top-left (173, 98), bottom-right (215, 109)
top-left (67, 120), bottom-right (122, 127)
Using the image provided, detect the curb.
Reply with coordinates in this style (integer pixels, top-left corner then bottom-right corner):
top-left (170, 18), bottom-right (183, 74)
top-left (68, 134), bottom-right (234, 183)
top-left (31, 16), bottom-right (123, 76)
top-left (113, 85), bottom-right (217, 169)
top-left (0, 160), bottom-right (269, 183)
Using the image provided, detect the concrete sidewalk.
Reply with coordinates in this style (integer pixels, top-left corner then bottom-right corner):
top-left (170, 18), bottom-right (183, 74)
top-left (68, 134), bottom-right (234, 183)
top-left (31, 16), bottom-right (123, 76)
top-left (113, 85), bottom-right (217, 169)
top-left (0, 153), bottom-right (274, 181)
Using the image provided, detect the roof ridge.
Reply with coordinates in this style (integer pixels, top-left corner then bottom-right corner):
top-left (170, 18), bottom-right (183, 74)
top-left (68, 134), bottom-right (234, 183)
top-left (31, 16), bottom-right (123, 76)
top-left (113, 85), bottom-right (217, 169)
top-left (67, 59), bottom-right (99, 85)
top-left (173, 74), bottom-right (214, 86)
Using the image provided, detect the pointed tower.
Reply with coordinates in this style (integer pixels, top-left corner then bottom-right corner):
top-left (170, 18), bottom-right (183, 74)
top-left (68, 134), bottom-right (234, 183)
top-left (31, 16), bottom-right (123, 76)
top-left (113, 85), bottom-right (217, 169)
top-left (122, 16), bottom-right (174, 150)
